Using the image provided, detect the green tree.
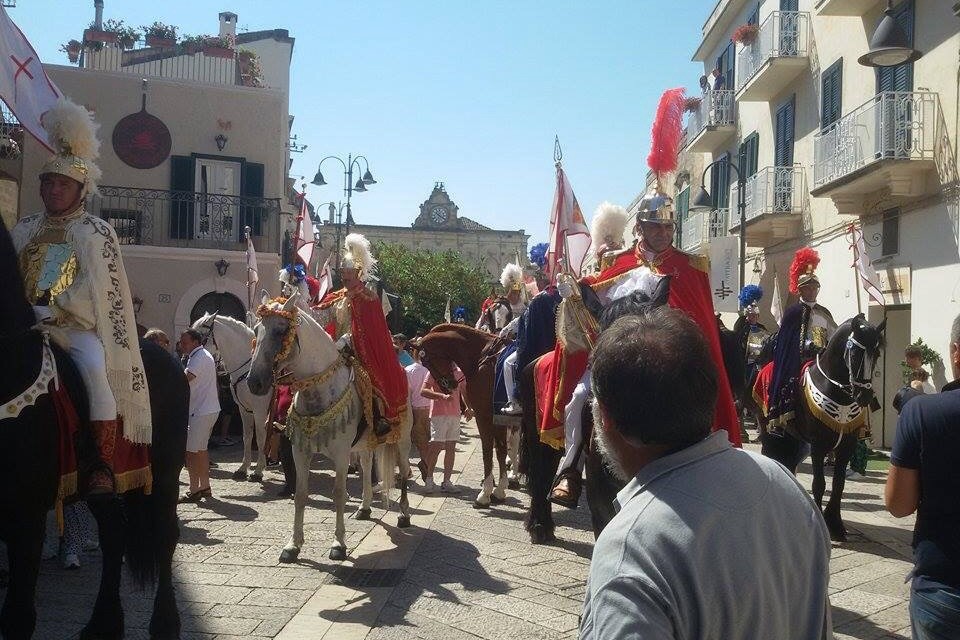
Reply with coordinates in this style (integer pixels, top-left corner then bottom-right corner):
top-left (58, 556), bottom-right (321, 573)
top-left (373, 241), bottom-right (490, 336)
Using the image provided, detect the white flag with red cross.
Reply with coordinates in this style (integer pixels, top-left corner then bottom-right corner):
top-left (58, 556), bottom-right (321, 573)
top-left (0, 6), bottom-right (60, 152)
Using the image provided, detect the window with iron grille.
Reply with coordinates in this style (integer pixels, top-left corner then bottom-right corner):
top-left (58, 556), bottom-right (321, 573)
top-left (101, 209), bottom-right (141, 245)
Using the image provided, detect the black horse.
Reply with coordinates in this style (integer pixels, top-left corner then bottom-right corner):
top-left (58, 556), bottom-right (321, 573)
top-left (759, 315), bottom-right (884, 541)
top-left (0, 218), bottom-right (188, 639)
top-left (519, 279), bottom-right (671, 543)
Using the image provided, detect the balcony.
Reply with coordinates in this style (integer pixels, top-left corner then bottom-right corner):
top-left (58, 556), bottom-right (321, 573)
top-left (81, 45), bottom-right (242, 86)
top-left (815, 0), bottom-right (882, 16)
top-left (811, 92), bottom-right (957, 214)
top-left (685, 90), bottom-right (736, 152)
top-left (729, 166), bottom-right (805, 246)
top-left (89, 186), bottom-right (282, 253)
top-left (681, 208), bottom-right (729, 253)
top-left (736, 11), bottom-right (810, 102)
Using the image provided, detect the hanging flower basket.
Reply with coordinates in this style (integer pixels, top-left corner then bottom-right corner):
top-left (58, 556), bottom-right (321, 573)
top-left (683, 97), bottom-right (702, 113)
top-left (60, 40), bottom-right (83, 63)
top-left (732, 23), bottom-right (760, 45)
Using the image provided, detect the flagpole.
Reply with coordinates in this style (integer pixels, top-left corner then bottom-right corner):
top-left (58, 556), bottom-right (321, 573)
top-left (850, 225), bottom-right (863, 316)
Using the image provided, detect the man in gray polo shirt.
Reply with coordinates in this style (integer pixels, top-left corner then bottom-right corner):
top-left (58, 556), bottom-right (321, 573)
top-left (581, 308), bottom-right (831, 639)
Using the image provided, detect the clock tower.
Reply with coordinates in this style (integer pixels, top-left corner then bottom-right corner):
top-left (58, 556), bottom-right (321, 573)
top-left (413, 181), bottom-right (460, 229)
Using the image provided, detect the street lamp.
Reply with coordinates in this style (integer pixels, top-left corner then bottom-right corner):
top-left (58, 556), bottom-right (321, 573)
top-left (314, 200), bottom-right (348, 268)
top-left (690, 157), bottom-right (747, 292)
top-left (311, 153), bottom-right (376, 239)
top-left (858, 0), bottom-right (923, 68)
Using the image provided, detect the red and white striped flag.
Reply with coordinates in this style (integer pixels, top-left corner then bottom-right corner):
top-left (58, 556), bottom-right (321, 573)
top-left (545, 165), bottom-right (590, 283)
top-left (849, 224), bottom-right (885, 306)
top-left (295, 191), bottom-right (316, 268)
top-left (0, 5), bottom-right (60, 151)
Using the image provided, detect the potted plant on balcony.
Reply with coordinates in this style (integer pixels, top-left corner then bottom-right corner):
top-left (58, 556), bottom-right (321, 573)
top-left (103, 19), bottom-right (140, 50)
top-left (83, 21), bottom-right (118, 50)
top-left (237, 49), bottom-right (264, 87)
top-left (142, 21), bottom-right (178, 48)
top-left (683, 96), bottom-right (702, 113)
top-left (202, 35), bottom-right (235, 59)
top-left (732, 23), bottom-right (760, 46)
top-left (60, 39), bottom-right (83, 63)
top-left (179, 34), bottom-right (205, 55)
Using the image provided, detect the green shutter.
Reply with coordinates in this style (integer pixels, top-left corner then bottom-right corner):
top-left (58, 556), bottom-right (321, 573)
top-left (241, 162), bottom-right (265, 238)
top-left (877, 0), bottom-right (914, 92)
top-left (821, 59), bottom-right (843, 130)
top-left (169, 155), bottom-right (194, 239)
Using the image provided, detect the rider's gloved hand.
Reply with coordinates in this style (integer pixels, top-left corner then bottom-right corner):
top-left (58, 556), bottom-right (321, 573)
top-left (558, 280), bottom-right (575, 299)
top-left (32, 305), bottom-right (54, 324)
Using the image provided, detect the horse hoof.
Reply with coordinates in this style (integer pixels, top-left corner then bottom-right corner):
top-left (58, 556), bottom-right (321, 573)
top-left (356, 508), bottom-right (372, 521)
top-left (491, 494), bottom-right (506, 505)
top-left (528, 526), bottom-right (556, 545)
top-left (473, 500), bottom-right (491, 509)
top-left (397, 515), bottom-right (411, 528)
top-left (508, 479), bottom-right (521, 490)
top-left (232, 469), bottom-right (248, 481)
top-left (249, 472), bottom-right (263, 483)
top-left (279, 548), bottom-right (300, 564)
top-left (329, 547), bottom-right (347, 561)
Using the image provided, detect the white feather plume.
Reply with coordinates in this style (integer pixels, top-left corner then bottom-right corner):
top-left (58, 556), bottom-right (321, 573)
top-left (42, 97), bottom-right (102, 191)
top-left (500, 263), bottom-right (523, 289)
top-left (344, 233), bottom-right (376, 276)
top-left (590, 201), bottom-right (628, 249)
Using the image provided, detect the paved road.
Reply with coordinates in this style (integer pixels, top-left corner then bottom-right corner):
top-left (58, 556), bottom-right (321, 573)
top-left (23, 421), bottom-right (915, 639)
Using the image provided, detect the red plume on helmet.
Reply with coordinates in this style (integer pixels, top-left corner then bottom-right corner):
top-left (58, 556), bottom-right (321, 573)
top-left (789, 247), bottom-right (820, 295)
top-left (646, 87), bottom-right (687, 184)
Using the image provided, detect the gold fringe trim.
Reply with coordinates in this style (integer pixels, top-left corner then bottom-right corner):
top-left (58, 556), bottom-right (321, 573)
top-left (116, 465), bottom-right (153, 495)
top-left (802, 382), bottom-right (867, 435)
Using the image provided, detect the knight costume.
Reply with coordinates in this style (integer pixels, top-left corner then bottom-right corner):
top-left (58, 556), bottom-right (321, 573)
top-left (733, 285), bottom-right (772, 385)
top-left (496, 263), bottom-right (530, 415)
top-left (12, 98), bottom-right (151, 495)
top-left (765, 248), bottom-right (837, 430)
top-left (313, 234), bottom-right (408, 437)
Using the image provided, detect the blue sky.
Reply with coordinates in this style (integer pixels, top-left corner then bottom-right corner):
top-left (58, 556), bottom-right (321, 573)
top-left (12, 1), bottom-right (707, 245)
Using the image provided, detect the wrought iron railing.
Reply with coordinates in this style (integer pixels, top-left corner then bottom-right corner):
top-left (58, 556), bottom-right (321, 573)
top-left (88, 186), bottom-right (282, 252)
top-left (736, 11), bottom-right (810, 92)
top-left (732, 166), bottom-right (805, 228)
top-left (687, 90), bottom-right (735, 137)
top-left (681, 208), bottom-right (729, 252)
top-left (813, 92), bottom-right (957, 189)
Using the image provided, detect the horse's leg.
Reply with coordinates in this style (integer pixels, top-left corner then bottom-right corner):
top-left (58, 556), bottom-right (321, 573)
top-left (492, 426), bottom-right (509, 503)
top-left (82, 496), bottom-right (125, 640)
top-left (396, 408), bottom-right (412, 528)
top-left (149, 469), bottom-right (182, 640)
top-left (356, 449), bottom-right (373, 520)
top-left (519, 361), bottom-right (555, 543)
top-left (506, 425), bottom-right (521, 486)
top-left (810, 445), bottom-right (827, 510)
top-left (474, 421), bottom-right (495, 508)
top-left (234, 408), bottom-right (253, 480)
top-left (251, 401), bottom-right (269, 482)
top-left (824, 435), bottom-right (856, 542)
top-left (329, 459), bottom-right (349, 561)
top-left (280, 445), bottom-right (310, 563)
top-left (0, 510), bottom-right (45, 640)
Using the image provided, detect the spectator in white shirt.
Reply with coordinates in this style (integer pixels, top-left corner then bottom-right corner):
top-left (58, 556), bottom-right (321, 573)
top-left (177, 329), bottom-right (221, 503)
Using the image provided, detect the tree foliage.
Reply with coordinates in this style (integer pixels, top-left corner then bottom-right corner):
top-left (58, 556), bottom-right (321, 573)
top-left (373, 241), bottom-right (490, 337)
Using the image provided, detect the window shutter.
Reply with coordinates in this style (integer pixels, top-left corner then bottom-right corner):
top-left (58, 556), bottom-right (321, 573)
top-left (169, 155), bottom-right (194, 239)
top-left (780, 0), bottom-right (799, 10)
top-left (821, 60), bottom-right (843, 130)
top-left (775, 97), bottom-right (795, 166)
top-left (739, 133), bottom-right (760, 179)
top-left (240, 162), bottom-right (265, 238)
top-left (877, 0), bottom-right (914, 93)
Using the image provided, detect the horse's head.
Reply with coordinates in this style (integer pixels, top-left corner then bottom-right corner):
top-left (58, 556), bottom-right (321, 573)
top-left (191, 312), bottom-right (220, 359)
top-left (843, 314), bottom-right (885, 407)
top-left (248, 291), bottom-right (300, 396)
top-left (413, 334), bottom-right (459, 393)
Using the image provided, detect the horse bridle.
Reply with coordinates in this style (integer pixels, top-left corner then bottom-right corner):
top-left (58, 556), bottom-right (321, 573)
top-left (815, 330), bottom-right (874, 397)
top-left (198, 315), bottom-right (251, 379)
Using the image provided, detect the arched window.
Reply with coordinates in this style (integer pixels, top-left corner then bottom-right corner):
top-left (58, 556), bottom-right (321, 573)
top-left (190, 292), bottom-right (246, 324)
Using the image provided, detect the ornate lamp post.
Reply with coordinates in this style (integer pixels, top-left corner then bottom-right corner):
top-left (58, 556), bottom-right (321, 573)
top-left (311, 154), bottom-right (376, 240)
top-left (690, 157), bottom-right (747, 291)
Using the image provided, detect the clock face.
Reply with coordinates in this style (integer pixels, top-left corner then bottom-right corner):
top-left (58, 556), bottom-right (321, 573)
top-left (430, 206), bottom-right (449, 225)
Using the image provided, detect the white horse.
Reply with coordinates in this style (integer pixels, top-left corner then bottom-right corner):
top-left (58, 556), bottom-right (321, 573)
top-left (246, 291), bottom-right (412, 562)
top-left (191, 313), bottom-right (272, 482)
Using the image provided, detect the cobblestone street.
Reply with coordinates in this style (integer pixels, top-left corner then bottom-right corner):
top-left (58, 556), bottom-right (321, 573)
top-left (25, 421), bottom-right (915, 639)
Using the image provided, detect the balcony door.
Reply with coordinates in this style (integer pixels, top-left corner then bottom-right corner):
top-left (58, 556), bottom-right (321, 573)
top-left (876, 0), bottom-right (915, 160)
top-left (778, 0), bottom-right (800, 56)
top-left (774, 96), bottom-right (796, 213)
top-left (195, 158), bottom-right (241, 243)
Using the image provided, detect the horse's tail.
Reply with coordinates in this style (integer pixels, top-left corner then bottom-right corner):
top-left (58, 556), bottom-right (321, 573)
top-left (123, 489), bottom-right (157, 589)
top-left (377, 441), bottom-right (398, 510)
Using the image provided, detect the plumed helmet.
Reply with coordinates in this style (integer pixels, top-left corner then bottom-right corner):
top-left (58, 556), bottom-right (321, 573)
top-left (39, 97), bottom-right (102, 195)
top-left (635, 189), bottom-right (676, 224)
top-left (738, 284), bottom-right (764, 315)
top-left (789, 248), bottom-right (821, 295)
top-left (590, 201), bottom-right (629, 255)
top-left (500, 263), bottom-right (523, 292)
top-left (342, 233), bottom-right (376, 278)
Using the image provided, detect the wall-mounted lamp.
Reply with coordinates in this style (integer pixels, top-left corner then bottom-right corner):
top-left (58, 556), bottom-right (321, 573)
top-left (752, 256), bottom-right (763, 275)
top-left (215, 133), bottom-right (228, 151)
top-left (215, 258), bottom-right (230, 277)
top-left (132, 295), bottom-right (144, 314)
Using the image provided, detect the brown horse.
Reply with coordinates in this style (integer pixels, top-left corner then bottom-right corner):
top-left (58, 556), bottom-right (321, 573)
top-left (412, 324), bottom-right (509, 507)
